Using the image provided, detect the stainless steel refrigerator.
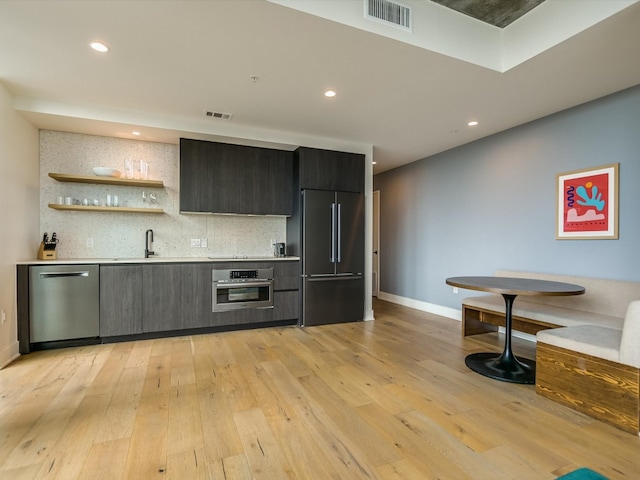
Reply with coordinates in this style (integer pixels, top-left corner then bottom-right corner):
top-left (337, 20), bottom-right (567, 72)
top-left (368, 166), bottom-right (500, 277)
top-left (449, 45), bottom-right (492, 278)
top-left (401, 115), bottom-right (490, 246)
top-left (301, 189), bottom-right (364, 326)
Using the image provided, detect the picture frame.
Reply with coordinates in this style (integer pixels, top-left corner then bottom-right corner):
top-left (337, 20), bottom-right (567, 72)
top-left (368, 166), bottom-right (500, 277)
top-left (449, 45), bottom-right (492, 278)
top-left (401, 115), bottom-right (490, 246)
top-left (556, 163), bottom-right (619, 239)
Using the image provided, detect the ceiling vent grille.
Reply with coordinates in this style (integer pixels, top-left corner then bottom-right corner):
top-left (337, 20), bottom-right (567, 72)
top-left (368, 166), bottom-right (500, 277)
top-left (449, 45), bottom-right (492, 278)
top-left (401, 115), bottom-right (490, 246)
top-left (204, 110), bottom-right (233, 120)
top-left (365, 0), bottom-right (412, 32)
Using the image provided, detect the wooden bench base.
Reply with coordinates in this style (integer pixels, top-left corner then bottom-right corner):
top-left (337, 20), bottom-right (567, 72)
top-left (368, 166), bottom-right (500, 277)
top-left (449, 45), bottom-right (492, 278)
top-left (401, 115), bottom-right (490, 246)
top-left (536, 342), bottom-right (640, 435)
top-left (462, 305), bottom-right (559, 337)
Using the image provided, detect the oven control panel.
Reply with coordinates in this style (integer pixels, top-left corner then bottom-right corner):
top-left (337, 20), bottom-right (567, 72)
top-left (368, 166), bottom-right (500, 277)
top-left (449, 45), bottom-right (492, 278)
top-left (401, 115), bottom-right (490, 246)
top-left (230, 270), bottom-right (258, 279)
top-left (212, 268), bottom-right (274, 282)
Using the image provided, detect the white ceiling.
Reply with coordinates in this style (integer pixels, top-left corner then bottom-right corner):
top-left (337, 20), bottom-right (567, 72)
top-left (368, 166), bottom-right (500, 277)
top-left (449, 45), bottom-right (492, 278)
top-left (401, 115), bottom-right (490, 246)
top-left (1, 0), bottom-right (640, 173)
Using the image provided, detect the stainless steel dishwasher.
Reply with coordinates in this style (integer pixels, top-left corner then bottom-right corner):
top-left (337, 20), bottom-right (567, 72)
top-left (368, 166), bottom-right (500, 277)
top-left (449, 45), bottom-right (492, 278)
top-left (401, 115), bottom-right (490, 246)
top-left (29, 264), bottom-right (100, 343)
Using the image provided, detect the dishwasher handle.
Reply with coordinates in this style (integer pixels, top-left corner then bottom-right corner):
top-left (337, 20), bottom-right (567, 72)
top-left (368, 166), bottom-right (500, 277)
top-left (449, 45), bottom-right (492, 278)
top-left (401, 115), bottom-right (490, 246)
top-left (39, 271), bottom-right (90, 279)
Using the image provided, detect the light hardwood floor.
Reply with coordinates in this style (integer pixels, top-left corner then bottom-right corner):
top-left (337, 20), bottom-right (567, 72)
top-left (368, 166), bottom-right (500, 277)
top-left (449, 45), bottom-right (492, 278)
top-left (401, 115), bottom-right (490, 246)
top-left (1, 298), bottom-right (638, 479)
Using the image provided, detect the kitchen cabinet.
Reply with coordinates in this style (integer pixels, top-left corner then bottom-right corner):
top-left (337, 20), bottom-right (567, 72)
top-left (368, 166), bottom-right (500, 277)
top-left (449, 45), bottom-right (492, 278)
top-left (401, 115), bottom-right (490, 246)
top-left (296, 147), bottom-right (365, 193)
top-left (179, 138), bottom-right (293, 215)
top-left (100, 263), bottom-right (190, 336)
top-left (209, 260), bottom-right (300, 327)
top-left (142, 264), bottom-right (182, 332)
top-left (100, 265), bottom-right (143, 336)
top-left (181, 263), bottom-right (215, 329)
top-left (274, 291), bottom-right (298, 321)
top-left (20, 259), bottom-right (300, 350)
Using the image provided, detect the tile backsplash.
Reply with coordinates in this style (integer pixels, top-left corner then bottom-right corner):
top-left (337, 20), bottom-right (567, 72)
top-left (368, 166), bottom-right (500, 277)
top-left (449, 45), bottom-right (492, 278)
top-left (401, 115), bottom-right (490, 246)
top-left (39, 131), bottom-right (287, 259)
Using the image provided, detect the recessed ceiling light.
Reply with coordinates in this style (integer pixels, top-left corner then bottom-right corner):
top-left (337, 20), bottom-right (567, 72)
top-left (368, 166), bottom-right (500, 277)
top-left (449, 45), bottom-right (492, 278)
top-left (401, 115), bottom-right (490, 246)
top-left (468, 121), bottom-right (479, 126)
top-left (324, 90), bottom-right (336, 98)
top-left (132, 131), bottom-right (141, 136)
top-left (372, 161), bottom-right (377, 165)
top-left (90, 42), bottom-right (109, 53)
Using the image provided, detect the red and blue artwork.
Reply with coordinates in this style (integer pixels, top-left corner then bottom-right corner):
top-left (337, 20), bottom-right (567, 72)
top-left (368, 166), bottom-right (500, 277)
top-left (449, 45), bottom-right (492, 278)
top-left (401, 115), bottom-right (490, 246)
top-left (557, 164), bottom-right (618, 239)
top-left (563, 172), bottom-right (609, 232)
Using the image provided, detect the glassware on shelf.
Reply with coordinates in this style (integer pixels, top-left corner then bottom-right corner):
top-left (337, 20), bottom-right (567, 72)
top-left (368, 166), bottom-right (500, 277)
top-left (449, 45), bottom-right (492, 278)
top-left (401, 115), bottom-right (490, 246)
top-left (124, 159), bottom-right (135, 179)
top-left (139, 160), bottom-right (149, 180)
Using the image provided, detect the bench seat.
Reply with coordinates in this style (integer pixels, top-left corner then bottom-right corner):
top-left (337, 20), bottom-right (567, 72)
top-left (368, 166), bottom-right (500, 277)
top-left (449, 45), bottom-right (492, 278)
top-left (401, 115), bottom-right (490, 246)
top-left (455, 270), bottom-right (640, 434)
top-left (535, 301), bottom-right (640, 435)
top-left (462, 295), bottom-right (624, 336)
top-left (461, 270), bottom-right (638, 337)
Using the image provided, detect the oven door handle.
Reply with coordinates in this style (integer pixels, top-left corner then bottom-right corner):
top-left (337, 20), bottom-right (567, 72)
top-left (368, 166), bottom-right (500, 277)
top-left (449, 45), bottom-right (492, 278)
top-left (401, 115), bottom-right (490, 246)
top-left (214, 281), bottom-right (272, 288)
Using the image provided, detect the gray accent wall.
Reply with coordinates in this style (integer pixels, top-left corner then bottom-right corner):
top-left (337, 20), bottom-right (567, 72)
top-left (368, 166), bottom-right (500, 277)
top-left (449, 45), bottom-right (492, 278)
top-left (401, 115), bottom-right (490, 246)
top-left (374, 85), bottom-right (640, 310)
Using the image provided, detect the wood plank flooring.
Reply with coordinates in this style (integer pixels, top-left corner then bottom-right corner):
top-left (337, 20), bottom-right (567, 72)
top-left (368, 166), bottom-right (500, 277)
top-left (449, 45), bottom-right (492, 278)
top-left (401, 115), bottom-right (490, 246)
top-left (1, 298), bottom-right (638, 479)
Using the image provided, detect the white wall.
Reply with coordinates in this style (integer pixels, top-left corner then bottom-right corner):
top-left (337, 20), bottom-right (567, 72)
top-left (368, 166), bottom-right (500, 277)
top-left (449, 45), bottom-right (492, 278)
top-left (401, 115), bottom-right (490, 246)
top-left (0, 82), bottom-right (39, 368)
top-left (40, 131), bottom-right (287, 259)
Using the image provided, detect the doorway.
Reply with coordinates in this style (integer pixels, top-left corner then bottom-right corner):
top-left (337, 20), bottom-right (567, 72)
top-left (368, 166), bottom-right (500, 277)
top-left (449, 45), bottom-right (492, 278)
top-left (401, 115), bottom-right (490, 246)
top-left (372, 190), bottom-right (380, 297)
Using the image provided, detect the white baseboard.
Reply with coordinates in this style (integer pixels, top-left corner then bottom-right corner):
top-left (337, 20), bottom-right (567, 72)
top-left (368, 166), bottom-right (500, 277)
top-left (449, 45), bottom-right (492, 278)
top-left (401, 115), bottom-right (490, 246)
top-left (378, 291), bottom-right (461, 321)
top-left (377, 291), bottom-right (535, 343)
top-left (0, 341), bottom-right (20, 369)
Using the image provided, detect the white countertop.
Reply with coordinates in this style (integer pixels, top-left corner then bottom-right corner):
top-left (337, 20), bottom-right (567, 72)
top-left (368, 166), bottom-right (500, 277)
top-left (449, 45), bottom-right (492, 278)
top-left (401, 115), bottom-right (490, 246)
top-left (18, 256), bottom-right (299, 266)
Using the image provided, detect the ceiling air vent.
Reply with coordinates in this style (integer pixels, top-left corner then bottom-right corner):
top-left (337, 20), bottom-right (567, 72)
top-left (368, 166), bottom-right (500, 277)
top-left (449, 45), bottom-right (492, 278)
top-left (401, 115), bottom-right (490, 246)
top-left (204, 110), bottom-right (233, 120)
top-left (365, 0), bottom-right (412, 32)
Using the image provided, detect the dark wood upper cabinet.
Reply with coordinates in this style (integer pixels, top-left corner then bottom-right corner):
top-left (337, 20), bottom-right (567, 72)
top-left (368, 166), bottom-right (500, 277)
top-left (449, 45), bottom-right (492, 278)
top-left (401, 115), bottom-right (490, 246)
top-left (296, 147), bottom-right (365, 193)
top-left (180, 138), bottom-right (293, 215)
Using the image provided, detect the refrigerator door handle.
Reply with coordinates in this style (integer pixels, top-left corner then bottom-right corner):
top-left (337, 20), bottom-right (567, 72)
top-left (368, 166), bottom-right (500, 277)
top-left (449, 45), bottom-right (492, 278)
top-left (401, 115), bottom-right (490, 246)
top-left (337, 203), bottom-right (342, 263)
top-left (330, 202), bottom-right (337, 263)
top-left (307, 275), bottom-right (362, 282)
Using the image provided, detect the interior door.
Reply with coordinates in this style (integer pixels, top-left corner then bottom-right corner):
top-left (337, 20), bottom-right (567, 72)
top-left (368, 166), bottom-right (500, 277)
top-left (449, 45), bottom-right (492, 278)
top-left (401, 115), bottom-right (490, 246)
top-left (372, 190), bottom-right (380, 297)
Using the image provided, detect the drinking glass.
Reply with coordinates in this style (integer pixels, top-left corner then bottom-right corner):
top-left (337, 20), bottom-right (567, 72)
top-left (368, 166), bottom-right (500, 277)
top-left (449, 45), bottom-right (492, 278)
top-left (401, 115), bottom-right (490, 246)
top-left (124, 159), bottom-right (135, 179)
top-left (139, 160), bottom-right (149, 180)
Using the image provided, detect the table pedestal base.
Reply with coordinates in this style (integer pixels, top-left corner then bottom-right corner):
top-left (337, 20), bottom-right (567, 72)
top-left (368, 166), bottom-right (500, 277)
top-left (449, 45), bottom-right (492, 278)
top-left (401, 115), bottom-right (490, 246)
top-left (465, 352), bottom-right (535, 384)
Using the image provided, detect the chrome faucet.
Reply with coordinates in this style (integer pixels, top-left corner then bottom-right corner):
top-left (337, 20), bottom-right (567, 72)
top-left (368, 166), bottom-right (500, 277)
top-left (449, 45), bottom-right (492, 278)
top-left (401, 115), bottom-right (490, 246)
top-left (145, 229), bottom-right (155, 258)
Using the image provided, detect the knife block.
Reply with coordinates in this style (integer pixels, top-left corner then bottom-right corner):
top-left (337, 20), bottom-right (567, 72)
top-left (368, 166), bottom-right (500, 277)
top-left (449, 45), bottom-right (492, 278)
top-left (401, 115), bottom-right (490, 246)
top-left (37, 242), bottom-right (57, 260)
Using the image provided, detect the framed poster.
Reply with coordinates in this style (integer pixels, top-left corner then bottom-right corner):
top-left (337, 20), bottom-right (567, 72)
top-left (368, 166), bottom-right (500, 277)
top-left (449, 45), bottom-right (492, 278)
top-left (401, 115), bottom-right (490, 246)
top-left (556, 163), bottom-right (618, 239)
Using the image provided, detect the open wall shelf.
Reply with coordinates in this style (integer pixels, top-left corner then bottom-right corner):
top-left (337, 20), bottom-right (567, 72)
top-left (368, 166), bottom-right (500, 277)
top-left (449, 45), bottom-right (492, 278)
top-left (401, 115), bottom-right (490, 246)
top-left (48, 204), bottom-right (164, 214)
top-left (48, 173), bottom-right (164, 188)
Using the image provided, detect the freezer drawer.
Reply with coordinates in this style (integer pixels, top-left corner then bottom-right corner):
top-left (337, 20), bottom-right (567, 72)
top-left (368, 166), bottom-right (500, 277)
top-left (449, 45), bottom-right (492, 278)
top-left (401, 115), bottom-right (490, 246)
top-left (302, 275), bottom-right (364, 326)
top-left (29, 265), bottom-right (100, 343)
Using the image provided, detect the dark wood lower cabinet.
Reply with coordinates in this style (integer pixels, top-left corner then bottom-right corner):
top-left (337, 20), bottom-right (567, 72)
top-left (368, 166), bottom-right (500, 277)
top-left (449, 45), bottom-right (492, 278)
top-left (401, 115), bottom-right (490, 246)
top-left (99, 261), bottom-right (300, 339)
top-left (142, 264), bottom-right (183, 332)
top-left (99, 265), bottom-right (143, 336)
top-left (181, 263), bottom-right (215, 329)
top-left (274, 291), bottom-right (299, 321)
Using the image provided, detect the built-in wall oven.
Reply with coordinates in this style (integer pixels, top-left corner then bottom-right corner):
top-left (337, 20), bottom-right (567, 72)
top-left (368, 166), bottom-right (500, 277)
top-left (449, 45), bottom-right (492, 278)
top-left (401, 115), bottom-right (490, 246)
top-left (212, 268), bottom-right (273, 312)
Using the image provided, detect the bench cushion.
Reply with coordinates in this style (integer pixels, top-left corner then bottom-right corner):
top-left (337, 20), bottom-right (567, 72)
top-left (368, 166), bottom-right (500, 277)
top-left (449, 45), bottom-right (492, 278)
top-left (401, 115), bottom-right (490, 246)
top-left (620, 300), bottom-right (640, 368)
top-left (463, 295), bottom-right (624, 330)
top-left (537, 325), bottom-right (623, 365)
top-left (495, 270), bottom-right (640, 319)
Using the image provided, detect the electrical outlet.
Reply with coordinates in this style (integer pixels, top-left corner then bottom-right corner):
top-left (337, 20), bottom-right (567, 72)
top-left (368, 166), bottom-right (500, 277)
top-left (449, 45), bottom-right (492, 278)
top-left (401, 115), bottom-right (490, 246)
top-left (86, 237), bottom-right (94, 248)
top-left (452, 286), bottom-right (459, 294)
top-left (1, 310), bottom-right (6, 324)
top-left (190, 238), bottom-right (201, 248)
top-left (201, 238), bottom-right (208, 248)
